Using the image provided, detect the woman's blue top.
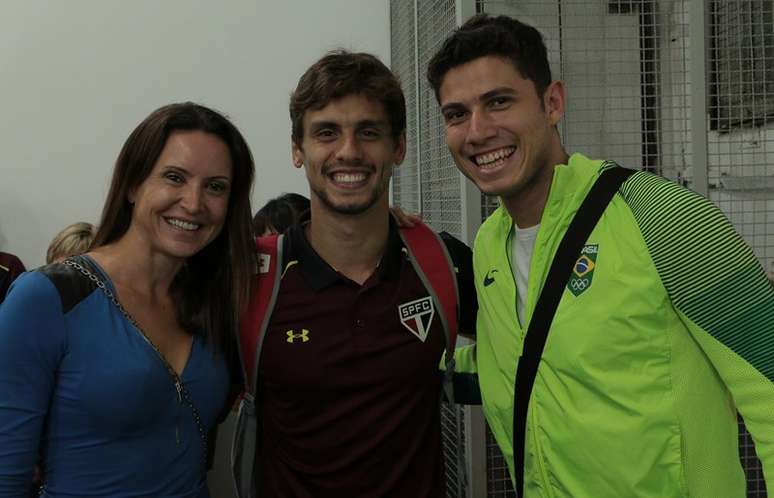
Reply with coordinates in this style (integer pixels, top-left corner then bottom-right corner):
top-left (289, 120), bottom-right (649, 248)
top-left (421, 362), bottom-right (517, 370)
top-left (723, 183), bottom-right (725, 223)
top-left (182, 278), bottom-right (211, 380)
top-left (0, 258), bottom-right (230, 497)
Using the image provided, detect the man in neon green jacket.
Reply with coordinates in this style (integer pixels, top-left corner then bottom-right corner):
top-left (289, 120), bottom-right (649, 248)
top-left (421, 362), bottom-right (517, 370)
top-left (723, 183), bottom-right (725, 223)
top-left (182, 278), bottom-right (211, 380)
top-left (428, 14), bottom-right (774, 497)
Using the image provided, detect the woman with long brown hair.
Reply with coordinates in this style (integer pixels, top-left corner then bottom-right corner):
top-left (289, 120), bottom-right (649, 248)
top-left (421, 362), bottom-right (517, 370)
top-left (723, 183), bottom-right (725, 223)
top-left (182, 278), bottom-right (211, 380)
top-left (0, 102), bottom-right (254, 497)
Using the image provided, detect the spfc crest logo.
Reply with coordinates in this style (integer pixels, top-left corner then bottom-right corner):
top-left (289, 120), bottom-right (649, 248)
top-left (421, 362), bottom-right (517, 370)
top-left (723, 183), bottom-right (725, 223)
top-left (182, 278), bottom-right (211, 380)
top-left (398, 296), bottom-right (435, 342)
top-left (568, 244), bottom-right (598, 297)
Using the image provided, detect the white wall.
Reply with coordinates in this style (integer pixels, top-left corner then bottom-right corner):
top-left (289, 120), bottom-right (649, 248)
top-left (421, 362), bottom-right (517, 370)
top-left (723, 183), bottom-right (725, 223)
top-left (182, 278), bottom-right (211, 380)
top-left (0, 0), bottom-right (390, 268)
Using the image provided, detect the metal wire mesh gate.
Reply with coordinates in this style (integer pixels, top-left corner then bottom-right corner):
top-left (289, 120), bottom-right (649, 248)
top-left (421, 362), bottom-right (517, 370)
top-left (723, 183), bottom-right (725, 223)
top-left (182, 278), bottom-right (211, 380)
top-left (391, 1), bottom-right (476, 497)
top-left (391, 0), bottom-right (772, 496)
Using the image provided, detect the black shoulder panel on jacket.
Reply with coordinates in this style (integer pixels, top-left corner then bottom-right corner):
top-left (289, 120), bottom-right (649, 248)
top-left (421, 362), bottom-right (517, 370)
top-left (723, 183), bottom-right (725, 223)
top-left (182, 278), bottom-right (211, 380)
top-left (37, 262), bottom-right (98, 314)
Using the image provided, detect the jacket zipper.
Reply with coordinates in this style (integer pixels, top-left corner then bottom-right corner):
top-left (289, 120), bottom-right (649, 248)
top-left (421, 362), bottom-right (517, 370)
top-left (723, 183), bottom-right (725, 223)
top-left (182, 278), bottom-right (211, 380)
top-left (175, 379), bottom-right (183, 445)
top-left (508, 222), bottom-right (552, 496)
top-left (132, 326), bottom-right (185, 446)
top-left (505, 228), bottom-right (523, 337)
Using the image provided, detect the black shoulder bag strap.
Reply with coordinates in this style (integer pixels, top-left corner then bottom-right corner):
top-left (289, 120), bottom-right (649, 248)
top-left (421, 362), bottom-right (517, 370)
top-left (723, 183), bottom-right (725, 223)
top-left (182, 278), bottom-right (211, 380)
top-left (513, 166), bottom-right (635, 495)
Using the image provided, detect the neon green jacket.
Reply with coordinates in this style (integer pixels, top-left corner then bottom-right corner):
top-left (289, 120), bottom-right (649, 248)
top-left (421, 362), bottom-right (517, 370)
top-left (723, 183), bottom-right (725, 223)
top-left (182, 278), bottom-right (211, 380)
top-left (454, 154), bottom-right (774, 497)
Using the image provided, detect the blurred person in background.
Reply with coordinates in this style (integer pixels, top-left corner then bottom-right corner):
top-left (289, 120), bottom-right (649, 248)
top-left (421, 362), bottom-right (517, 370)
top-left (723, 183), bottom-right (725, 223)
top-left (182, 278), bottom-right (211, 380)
top-left (252, 192), bottom-right (309, 236)
top-left (0, 251), bottom-right (25, 305)
top-left (45, 222), bottom-right (97, 264)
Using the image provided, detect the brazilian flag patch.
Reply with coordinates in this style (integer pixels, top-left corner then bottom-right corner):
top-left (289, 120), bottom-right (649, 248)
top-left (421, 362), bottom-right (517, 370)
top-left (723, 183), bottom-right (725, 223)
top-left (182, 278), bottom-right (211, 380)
top-left (568, 244), bottom-right (598, 296)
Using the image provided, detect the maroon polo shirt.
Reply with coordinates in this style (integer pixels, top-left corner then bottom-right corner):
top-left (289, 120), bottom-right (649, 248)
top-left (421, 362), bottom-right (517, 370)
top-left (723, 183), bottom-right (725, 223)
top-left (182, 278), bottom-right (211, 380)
top-left (257, 223), bottom-right (448, 498)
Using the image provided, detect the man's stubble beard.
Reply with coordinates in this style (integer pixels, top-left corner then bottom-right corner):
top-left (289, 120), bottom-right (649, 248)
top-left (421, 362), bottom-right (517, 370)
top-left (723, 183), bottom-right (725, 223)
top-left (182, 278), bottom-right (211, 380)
top-left (312, 164), bottom-right (391, 216)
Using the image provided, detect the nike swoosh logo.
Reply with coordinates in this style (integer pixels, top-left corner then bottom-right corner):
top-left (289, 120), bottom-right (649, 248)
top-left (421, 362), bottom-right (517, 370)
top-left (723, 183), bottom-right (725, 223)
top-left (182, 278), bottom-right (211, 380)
top-left (483, 269), bottom-right (498, 287)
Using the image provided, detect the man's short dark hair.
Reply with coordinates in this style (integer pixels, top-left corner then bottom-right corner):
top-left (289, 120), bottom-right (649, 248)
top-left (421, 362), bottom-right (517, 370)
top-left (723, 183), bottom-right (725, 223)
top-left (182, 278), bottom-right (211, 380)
top-left (427, 14), bottom-right (552, 101)
top-left (290, 50), bottom-right (406, 147)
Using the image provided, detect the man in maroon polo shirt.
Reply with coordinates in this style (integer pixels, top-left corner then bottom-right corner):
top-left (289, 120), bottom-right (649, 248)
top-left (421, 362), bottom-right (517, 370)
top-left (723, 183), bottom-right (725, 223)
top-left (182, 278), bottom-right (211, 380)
top-left (242, 51), bottom-right (476, 497)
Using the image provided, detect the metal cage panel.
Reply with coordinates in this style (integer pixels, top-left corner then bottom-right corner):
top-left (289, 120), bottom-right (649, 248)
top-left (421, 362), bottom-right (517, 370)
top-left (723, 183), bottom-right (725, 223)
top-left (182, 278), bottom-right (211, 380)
top-left (391, 0), bottom-right (421, 213)
top-left (391, 1), bottom-right (473, 496)
top-left (417, 0), bottom-right (464, 238)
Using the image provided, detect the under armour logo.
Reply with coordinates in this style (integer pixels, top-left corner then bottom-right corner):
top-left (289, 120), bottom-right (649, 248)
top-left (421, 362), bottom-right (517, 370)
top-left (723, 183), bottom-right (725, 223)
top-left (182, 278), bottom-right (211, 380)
top-left (286, 329), bottom-right (310, 343)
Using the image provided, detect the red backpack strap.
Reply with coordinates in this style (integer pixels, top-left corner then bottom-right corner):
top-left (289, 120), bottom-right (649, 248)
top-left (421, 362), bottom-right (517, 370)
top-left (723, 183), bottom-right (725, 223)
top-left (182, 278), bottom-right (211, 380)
top-left (398, 222), bottom-right (459, 401)
top-left (238, 233), bottom-right (284, 395)
top-left (233, 234), bottom-right (285, 498)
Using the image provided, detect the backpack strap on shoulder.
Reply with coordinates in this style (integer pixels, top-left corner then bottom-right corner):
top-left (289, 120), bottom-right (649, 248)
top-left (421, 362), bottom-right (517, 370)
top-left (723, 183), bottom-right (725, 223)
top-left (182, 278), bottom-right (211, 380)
top-left (238, 234), bottom-right (283, 395)
top-left (398, 222), bottom-right (459, 402)
top-left (233, 233), bottom-right (284, 498)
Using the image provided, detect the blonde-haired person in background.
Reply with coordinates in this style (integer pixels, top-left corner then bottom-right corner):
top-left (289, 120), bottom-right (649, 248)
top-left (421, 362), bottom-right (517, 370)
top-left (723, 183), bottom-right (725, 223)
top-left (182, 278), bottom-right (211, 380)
top-left (46, 222), bottom-right (97, 264)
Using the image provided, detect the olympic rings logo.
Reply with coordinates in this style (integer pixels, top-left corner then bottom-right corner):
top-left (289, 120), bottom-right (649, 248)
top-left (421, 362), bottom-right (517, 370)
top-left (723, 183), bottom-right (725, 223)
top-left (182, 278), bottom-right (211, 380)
top-left (569, 278), bottom-right (589, 291)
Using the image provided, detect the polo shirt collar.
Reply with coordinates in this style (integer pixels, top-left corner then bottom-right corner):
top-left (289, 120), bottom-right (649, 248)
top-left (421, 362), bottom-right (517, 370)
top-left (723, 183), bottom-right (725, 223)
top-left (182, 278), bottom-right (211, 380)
top-left (287, 218), bottom-right (403, 291)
